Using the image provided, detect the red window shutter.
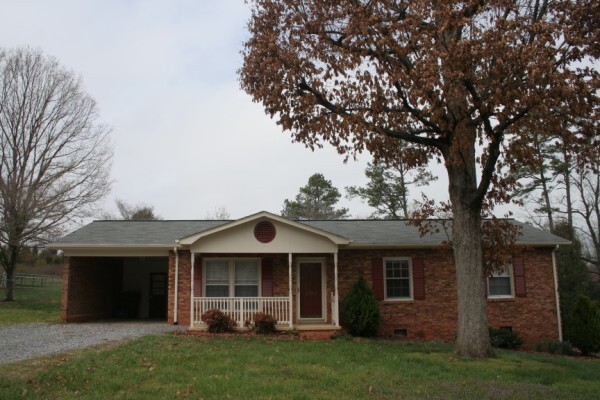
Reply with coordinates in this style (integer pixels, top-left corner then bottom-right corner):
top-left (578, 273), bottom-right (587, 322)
top-left (412, 258), bottom-right (425, 300)
top-left (193, 257), bottom-right (202, 296)
top-left (372, 257), bottom-right (384, 301)
top-left (261, 258), bottom-right (273, 297)
top-left (513, 256), bottom-right (526, 297)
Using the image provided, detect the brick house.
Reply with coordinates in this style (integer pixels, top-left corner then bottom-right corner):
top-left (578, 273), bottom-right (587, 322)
top-left (48, 211), bottom-right (569, 345)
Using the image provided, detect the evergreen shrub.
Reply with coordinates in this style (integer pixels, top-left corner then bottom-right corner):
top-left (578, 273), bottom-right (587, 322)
top-left (489, 327), bottom-right (523, 349)
top-left (565, 294), bottom-right (600, 356)
top-left (342, 276), bottom-right (380, 337)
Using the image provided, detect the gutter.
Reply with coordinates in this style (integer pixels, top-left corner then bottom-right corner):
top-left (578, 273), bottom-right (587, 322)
top-left (552, 245), bottom-right (563, 341)
top-left (173, 242), bottom-right (180, 325)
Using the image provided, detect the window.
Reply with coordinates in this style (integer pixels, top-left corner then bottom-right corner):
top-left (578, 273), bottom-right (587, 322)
top-left (384, 258), bottom-right (412, 300)
top-left (488, 265), bottom-right (513, 298)
top-left (204, 259), bottom-right (260, 297)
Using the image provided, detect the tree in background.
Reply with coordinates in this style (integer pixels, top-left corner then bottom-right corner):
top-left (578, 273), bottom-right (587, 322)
top-left (205, 207), bottom-right (231, 220)
top-left (572, 156), bottom-right (600, 278)
top-left (514, 132), bottom-right (599, 278)
top-left (0, 47), bottom-right (112, 301)
top-left (553, 222), bottom-right (600, 331)
top-left (241, 1), bottom-right (598, 357)
top-left (101, 199), bottom-right (161, 221)
top-left (347, 158), bottom-right (436, 219)
top-left (282, 173), bottom-right (349, 219)
top-left (565, 294), bottom-right (600, 356)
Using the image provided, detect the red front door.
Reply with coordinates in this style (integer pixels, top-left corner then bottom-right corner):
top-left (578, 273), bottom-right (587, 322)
top-left (299, 262), bottom-right (323, 319)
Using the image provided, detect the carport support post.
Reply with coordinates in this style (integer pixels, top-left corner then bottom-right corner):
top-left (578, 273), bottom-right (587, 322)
top-left (173, 246), bottom-right (179, 324)
top-left (288, 253), bottom-right (293, 329)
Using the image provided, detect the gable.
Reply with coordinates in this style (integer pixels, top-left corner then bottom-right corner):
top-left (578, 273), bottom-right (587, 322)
top-left (188, 216), bottom-right (346, 254)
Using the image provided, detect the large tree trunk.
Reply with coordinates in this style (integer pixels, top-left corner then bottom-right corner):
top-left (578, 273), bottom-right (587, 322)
top-left (3, 266), bottom-right (15, 301)
top-left (451, 196), bottom-right (494, 357)
top-left (2, 246), bottom-right (18, 301)
top-left (446, 128), bottom-right (495, 358)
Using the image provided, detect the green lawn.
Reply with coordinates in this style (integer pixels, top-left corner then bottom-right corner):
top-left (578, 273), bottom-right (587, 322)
top-left (0, 284), bottom-right (62, 324)
top-left (0, 335), bottom-right (598, 399)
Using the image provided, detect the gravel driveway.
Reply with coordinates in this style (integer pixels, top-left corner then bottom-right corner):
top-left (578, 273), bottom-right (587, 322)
top-left (0, 321), bottom-right (186, 364)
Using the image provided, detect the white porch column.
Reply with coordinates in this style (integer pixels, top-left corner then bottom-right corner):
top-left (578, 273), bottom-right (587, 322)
top-left (190, 252), bottom-right (195, 327)
top-left (173, 246), bottom-right (179, 324)
top-left (288, 253), bottom-right (293, 328)
top-left (334, 252), bottom-right (340, 327)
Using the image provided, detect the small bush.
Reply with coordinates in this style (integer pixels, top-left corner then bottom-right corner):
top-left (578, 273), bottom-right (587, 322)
top-left (332, 329), bottom-right (353, 341)
top-left (201, 309), bottom-right (236, 333)
top-left (535, 340), bottom-right (574, 356)
top-left (565, 294), bottom-right (600, 356)
top-left (342, 276), bottom-right (380, 337)
top-left (489, 327), bottom-right (524, 349)
top-left (252, 312), bottom-right (277, 335)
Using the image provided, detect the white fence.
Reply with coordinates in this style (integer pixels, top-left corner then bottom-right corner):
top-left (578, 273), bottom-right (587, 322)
top-left (0, 272), bottom-right (61, 288)
top-left (193, 296), bottom-right (291, 327)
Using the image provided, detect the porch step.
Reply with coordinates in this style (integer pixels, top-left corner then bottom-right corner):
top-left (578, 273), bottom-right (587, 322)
top-left (298, 330), bottom-right (339, 340)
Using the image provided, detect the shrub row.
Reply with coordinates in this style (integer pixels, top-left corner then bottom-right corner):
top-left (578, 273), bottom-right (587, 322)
top-left (201, 309), bottom-right (278, 334)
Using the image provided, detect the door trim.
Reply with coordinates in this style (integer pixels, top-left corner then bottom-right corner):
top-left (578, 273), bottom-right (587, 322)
top-left (296, 258), bottom-right (327, 322)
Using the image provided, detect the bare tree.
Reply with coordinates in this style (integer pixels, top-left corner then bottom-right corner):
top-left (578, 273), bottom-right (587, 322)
top-left (204, 207), bottom-right (231, 220)
top-left (0, 47), bottom-right (112, 301)
top-left (573, 160), bottom-right (600, 277)
top-left (101, 199), bottom-right (161, 220)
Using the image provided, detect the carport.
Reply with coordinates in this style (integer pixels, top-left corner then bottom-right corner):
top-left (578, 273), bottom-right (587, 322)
top-left (47, 220), bottom-right (226, 324)
top-left (60, 256), bottom-right (169, 322)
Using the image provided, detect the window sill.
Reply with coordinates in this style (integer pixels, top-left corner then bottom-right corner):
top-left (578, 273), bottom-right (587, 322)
top-left (382, 299), bottom-right (414, 304)
top-left (487, 296), bottom-right (515, 302)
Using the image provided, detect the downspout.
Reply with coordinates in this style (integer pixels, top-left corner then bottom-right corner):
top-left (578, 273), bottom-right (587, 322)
top-left (173, 241), bottom-right (180, 325)
top-left (552, 245), bottom-right (563, 342)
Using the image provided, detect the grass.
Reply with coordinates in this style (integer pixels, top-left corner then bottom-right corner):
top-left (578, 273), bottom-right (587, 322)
top-left (0, 334), bottom-right (598, 399)
top-left (0, 283), bottom-right (62, 324)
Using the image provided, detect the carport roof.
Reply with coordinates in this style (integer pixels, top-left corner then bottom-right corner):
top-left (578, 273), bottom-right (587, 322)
top-left (48, 217), bottom-right (569, 249)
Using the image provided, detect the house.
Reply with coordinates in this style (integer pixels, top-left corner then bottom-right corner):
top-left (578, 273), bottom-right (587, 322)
top-left (47, 211), bottom-right (569, 345)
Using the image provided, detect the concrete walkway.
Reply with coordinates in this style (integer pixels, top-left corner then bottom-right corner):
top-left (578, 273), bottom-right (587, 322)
top-left (0, 321), bottom-right (186, 364)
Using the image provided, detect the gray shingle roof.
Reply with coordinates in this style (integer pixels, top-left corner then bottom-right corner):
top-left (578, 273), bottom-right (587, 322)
top-left (50, 219), bottom-right (569, 248)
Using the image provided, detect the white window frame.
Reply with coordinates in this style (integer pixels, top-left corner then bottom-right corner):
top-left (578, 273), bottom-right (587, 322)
top-left (203, 258), bottom-right (261, 298)
top-left (487, 265), bottom-right (514, 299)
top-left (383, 257), bottom-right (413, 301)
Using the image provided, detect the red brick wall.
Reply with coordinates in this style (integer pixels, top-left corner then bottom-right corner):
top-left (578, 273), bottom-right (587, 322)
top-left (337, 248), bottom-right (560, 346)
top-left (61, 256), bottom-right (123, 322)
top-left (168, 250), bottom-right (191, 325)
top-left (167, 248), bottom-right (559, 346)
top-left (337, 249), bottom-right (458, 342)
top-left (487, 250), bottom-right (560, 345)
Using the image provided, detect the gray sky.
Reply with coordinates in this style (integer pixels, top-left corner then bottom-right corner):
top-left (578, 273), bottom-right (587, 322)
top-left (0, 0), bottom-right (450, 221)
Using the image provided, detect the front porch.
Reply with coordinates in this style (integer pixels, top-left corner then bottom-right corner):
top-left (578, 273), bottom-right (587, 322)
top-left (190, 293), bottom-right (341, 331)
top-left (168, 213), bottom-right (350, 330)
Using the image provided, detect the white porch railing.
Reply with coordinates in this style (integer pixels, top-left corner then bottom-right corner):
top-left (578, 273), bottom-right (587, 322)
top-left (193, 297), bottom-right (291, 328)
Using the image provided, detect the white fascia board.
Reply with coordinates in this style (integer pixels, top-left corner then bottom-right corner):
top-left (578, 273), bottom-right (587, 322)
top-left (179, 210), bottom-right (350, 246)
top-left (50, 244), bottom-right (172, 257)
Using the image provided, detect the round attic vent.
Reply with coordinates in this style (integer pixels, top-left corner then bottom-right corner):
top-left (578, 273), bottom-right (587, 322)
top-left (254, 221), bottom-right (276, 243)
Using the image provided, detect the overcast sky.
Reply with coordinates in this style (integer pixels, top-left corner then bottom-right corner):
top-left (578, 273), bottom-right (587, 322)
top-left (0, 0), bottom-right (452, 221)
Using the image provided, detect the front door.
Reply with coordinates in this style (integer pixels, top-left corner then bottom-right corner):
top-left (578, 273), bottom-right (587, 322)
top-left (149, 273), bottom-right (167, 319)
top-left (299, 262), bottom-right (323, 319)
